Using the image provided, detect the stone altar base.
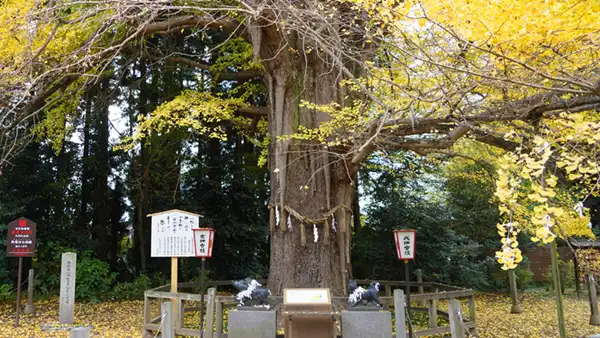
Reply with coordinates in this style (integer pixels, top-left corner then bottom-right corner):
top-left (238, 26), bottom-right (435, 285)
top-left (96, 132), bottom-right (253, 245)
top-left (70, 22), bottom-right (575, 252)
top-left (228, 309), bottom-right (276, 338)
top-left (341, 310), bottom-right (392, 338)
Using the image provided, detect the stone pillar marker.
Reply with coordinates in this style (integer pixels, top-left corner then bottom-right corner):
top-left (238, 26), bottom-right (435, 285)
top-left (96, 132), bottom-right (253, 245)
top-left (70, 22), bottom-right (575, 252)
top-left (24, 269), bottom-right (36, 314)
top-left (414, 269), bottom-right (425, 307)
top-left (59, 252), bottom-right (77, 324)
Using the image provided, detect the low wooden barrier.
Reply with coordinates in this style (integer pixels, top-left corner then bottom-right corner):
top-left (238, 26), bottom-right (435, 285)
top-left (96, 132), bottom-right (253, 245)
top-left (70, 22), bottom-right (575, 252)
top-left (142, 280), bottom-right (477, 338)
top-left (143, 286), bottom-right (217, 338)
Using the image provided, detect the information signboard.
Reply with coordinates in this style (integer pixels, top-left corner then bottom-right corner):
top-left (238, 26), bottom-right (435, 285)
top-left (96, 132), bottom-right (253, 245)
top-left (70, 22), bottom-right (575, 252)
top-left (6, 218), bottom-right (36, 257)
top-left (284, 288), bottom-right (331, 305)
top-left (150, 209), bottom-right (200, 257)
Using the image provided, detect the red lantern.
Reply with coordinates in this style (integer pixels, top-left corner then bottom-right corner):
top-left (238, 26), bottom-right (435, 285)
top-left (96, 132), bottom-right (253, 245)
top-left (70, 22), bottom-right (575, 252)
top-left (193, 228), bottom-right (216, 258)
top-left (393, 229), bottom-right (416, 261)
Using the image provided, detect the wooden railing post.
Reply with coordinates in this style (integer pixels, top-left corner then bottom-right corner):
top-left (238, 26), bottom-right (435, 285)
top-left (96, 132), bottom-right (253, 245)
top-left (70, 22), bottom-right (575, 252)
top-left (162, 301), bottom-right (175, 338)
top-left (215, 298), bottom-right (223, 337)
top-left (385, 284), bottom-right (392, 310)
top-left (427, 298), bottom-right (437, 328)
top-left (414, 269), bottom-right (424, 307)
top-left (205, 287), bottom-right (217, 338)
top-left (427, 287), bottom-right (438, 329)
top-left (176, 299), bottom-right (184, 329)
top-left (448, 299), bottom-right (465, 338)
top-left (588, 273), bottom-right (600, 325)
top-left (468, 295), bottom-right (478, 336)
top-left (394, 289), bottom-right (407, 338)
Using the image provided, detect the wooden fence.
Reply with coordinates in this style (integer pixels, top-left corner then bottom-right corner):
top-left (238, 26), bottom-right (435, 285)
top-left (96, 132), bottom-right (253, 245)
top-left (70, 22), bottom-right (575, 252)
top-left (143, 280), bottom-right (477, 337)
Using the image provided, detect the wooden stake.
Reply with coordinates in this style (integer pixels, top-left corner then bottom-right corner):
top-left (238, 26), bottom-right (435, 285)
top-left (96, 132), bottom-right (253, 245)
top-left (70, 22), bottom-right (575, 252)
top-left (269, 207), bottom-right (275, 232)
top-left (171, 257), bottom-right (178, 320)
top-left (323, 220), bottom-right (330, 244)
top-left (15, 256), bottom-right (22, 327)
top-left (280, 208), bottom-right (287, 232)
top-left (550, 241), bottom-right (566, 338)
top-left (300, 223), bottom-right (306, 246)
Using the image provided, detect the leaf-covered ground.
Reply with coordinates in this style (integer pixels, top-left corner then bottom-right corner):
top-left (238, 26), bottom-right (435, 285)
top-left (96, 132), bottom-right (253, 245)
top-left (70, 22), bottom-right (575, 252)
top-left (1, 292), bottom-right (599, 337)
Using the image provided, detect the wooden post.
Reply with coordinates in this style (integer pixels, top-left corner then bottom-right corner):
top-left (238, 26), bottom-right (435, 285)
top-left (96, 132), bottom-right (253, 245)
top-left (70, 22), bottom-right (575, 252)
top-left (177, 299), bottom-right (184, 329)
top-left (143, 293), bottom-right (151, 326)
top-left (550, 241), bottom-right (567, 338)
top-left (384, 284), bottom-right (392, 310)
top-left (414, 269), bottom-right (424, 307)
top-left (205, 287), bottom-right (217, 338)
top-left (588, 273), bottom-right (600, 325)
top-left (200, 257), bottom-right (206, 337)
top-left (394, 289), bottom-right (407, 338)
top-left (448, 299), bottom-right (465, 338)
top-left (171, 257), bottom-right (178, 321)
top-left (508, 270), bottom-right (522, 313)
top-left (468, 295), bottom-right (478, 336)
top-left (404, 260), bottom-right (412, 338)
top-left (69, 327), bottom-right (91, 338)
top-left (15, 256), bottom-right (23, 327)
top-left (24, 269), bottom-right (36, 314)
top-left (428, 287), bottom-right (438, 329)
top-left (215, 299), bottom-right (223, 337)
top-left (162, 301), bottom-right (175, 338)
top-left (427, 298), bottom-right (437, 329)
top-left (574, 256), bottom-right (581, 298)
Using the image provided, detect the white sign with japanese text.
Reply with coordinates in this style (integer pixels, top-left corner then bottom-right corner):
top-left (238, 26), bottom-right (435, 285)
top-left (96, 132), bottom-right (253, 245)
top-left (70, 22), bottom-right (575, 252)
top-left (150, 210), bottom-right (199, 257)
top-left (193, 229), bottom-right (215, 258)
top-left (394, 229), bottom-right (416, 260)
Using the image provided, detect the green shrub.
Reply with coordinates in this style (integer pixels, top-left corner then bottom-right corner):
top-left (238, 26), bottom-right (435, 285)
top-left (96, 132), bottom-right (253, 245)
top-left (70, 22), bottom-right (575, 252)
top-left (545, 259), bottom-right (575, 292)
top-left (483, 256), bottom-right (533, 291)
top-left (75, 252), bottom-right (117, 302)
top-left (0, 284), bottom-right (12, 301)
top-left (109, 274), bottom-right (151, 300)
top-left (34, 249), bottom-right (117, 301)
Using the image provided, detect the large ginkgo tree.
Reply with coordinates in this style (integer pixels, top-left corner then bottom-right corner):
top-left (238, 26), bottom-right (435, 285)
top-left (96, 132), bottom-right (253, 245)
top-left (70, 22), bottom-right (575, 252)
top-left (1, 0), bottom-right (599, 296)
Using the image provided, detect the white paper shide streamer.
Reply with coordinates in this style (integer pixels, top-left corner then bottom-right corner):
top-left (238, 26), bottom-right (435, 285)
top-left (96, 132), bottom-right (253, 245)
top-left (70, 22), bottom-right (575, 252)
top-left (313, 224), bottom-right (318, 243)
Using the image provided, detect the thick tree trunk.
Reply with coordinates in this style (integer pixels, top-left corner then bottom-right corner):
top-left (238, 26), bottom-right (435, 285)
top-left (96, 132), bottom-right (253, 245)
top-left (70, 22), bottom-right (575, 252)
top-left (258, 25), bottom-right (357, 296)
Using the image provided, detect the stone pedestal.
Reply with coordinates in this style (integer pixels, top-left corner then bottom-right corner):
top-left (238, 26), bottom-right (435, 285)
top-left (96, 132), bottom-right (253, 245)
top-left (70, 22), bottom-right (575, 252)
top-left (69, 327), bottom-right (91, 338)
top-left (341, 310), bottom-right (392, 338)
top-left (228, 309), bottom-right (276, 338)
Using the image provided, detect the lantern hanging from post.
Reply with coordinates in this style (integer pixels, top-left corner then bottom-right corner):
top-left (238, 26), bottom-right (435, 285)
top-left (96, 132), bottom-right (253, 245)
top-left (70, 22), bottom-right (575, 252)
top-left (193, 227), bottom-right (215, 338)
top-left (394, 229), bottom-right (416, 338)
top-left (193, 228), bottom-right (216, 258)
top-left (393, 229), bottom-right (416, 260)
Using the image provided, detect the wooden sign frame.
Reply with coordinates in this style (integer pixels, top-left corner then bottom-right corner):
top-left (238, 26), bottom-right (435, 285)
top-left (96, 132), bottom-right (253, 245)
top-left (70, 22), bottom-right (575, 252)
top-left (394, 229), bottom-right (416, 260)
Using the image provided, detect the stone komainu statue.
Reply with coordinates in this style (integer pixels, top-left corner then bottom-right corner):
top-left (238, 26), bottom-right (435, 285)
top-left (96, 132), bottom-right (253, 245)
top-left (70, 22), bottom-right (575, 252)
top-left (232, 278), bottom-right (271, 308)
top-left (348, 280), bottom-right (382, 308)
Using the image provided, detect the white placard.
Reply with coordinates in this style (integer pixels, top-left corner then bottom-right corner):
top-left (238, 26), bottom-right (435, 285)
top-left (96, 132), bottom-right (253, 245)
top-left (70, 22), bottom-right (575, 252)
top-left (394, 230), bottom-right (416, 260)
top-left (284, 288), bottom-right (330, 304)
top-left (151, 210), bottom-right (199, 257)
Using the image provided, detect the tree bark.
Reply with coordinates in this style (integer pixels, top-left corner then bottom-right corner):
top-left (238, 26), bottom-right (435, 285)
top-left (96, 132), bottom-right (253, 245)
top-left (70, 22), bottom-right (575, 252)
top-left (258, 25), bottom-right (357, 296)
